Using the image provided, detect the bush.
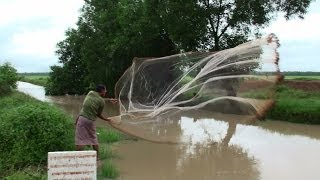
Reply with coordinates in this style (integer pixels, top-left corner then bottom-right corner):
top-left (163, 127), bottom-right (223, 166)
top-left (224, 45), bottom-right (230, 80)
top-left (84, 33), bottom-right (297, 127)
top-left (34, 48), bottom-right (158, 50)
top-left (0, 62), bottom-right (19, 95)
top-left (0, 96), bottom-right (74, 176)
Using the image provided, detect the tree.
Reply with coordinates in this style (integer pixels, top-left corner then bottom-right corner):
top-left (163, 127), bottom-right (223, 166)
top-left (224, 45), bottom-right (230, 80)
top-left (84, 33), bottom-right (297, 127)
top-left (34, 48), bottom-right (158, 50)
top-left (49, 0), bottom-right (313, 96)
top-left (159, 0), bottom-right (314, 51)
top-left (0, 62), bottom-right (19, 95)
top-left (46, 28), bottom-right (89, 95)
top-left (49, 0), bottom-right (177, 95)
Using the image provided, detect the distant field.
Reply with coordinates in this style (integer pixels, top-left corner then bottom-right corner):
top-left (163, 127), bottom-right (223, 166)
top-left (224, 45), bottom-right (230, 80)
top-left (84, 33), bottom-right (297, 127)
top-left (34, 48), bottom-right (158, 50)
top-left (284, 76), bottom-right (320, 80)
top-left (20, 74), bottom-right (49, 86)
top-left (23, 75), bottom-right (48, 80)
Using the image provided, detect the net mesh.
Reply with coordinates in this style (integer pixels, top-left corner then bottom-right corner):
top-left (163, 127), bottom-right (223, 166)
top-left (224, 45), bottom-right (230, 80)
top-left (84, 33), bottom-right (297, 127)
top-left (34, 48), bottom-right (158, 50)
top-left (109, 34), bottom-right (281, 143)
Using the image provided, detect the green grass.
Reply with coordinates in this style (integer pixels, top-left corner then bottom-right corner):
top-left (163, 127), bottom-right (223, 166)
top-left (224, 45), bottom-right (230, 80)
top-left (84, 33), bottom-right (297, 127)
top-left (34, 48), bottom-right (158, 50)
top-left (97, 127), bottom-right (123, 143)
top-left (100, 160), bottom-right (119, 179)
top-left (96, 127), bottom-right (123, 179)
top-left (284, 75), bottom-right (320, 80)
top-left (0, 91), bottom-right (37, 113)
top-left (23, 75), bottom-right (48, 79)
top-left (3, 167), bottom-right (46, 180)
top-left (267, 85), bottom-right (320, 124)
top-left (99, 144), bottom-right (118, 160)
top-left (19, 75), bottom-right (48, 87)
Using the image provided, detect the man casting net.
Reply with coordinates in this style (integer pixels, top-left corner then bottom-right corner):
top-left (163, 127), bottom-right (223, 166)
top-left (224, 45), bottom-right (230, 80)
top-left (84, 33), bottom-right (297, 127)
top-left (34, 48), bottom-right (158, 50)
top-left (108, 34), bottom-right (281, 143)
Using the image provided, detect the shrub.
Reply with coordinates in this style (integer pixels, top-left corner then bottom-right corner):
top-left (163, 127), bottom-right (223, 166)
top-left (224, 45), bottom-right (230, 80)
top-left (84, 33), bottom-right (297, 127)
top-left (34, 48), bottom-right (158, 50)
top-left (0, 101), bottom-right (74, 175)
top-left (0, 62), bottom-right (19, 95)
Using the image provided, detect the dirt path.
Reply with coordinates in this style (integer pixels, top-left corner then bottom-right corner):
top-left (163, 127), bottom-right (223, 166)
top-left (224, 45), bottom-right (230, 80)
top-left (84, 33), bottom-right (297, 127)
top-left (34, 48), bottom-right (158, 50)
top-left (282, 80), bottom-right (320, 92)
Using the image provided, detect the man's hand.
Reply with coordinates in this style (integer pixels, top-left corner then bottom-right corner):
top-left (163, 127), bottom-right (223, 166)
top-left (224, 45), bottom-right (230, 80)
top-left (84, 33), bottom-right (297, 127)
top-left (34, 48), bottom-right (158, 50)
top-left (99, 114), bottom-right (111, 122)
top-left (109, 98), bottom-right (118, 104)
top-left (105, 117), bottom-right (112, 122)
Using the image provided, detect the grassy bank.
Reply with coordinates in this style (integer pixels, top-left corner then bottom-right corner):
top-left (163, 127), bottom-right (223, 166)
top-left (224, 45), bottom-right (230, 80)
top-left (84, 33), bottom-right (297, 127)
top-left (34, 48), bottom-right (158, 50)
top-left (267, 85), bottom-right (320, 124)
top-left (0, 91), bottom-right (73, 178)
top-left (0, 91), bottom-right (123, 179)
top-left (19, 75), bottom-right (48, 87)
top-left (96, 127), bottom-right (122, 179)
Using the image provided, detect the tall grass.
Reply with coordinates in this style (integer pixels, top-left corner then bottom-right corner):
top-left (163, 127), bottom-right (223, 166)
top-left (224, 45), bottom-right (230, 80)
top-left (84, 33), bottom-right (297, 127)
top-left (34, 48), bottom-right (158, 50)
top-left (99, 144), bottom-right (118, 160)
top-left (96, 127), bottom-right (122, 179)
top-left (3, 166), bottom-right (46, 180)
top-left (100, 161), bottom-right (119, 179)
top-left (97, 127), bottom-right (123, 143)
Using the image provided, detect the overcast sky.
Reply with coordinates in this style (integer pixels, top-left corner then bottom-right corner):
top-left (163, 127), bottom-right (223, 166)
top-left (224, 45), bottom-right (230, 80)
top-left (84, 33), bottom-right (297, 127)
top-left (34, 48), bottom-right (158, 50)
top-left (0, 0), bottom-right (319, 73)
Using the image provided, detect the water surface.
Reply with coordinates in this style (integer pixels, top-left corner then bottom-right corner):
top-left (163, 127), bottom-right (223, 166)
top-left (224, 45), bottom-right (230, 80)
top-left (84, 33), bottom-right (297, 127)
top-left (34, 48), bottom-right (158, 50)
top-left (17, 82), bottom-right (320, 180)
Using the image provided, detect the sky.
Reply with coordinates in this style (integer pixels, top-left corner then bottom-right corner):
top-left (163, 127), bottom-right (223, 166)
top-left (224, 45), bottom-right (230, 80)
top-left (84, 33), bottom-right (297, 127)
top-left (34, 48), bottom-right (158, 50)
top-left (0, 0), bottom-right (319, 73)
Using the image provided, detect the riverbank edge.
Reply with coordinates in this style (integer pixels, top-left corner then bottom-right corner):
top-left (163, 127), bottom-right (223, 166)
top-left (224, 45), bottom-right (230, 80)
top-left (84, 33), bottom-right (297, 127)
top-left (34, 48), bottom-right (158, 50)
top-left (266, 83), bottom-right (320, 124)
top-left (0, 91), bottom-right (123, 179)
top-left (24, 78), bottom-right (320, 124)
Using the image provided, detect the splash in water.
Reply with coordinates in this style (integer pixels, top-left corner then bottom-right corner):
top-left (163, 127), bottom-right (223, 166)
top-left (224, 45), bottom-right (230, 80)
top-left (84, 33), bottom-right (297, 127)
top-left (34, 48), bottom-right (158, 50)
top-left (108, 34), bottom-right (281, 143)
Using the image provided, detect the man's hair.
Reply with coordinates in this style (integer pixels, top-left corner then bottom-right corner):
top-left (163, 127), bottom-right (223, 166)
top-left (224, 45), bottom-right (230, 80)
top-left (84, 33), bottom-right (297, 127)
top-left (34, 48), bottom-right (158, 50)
top-left (96, 84), bottom-right (106, 93)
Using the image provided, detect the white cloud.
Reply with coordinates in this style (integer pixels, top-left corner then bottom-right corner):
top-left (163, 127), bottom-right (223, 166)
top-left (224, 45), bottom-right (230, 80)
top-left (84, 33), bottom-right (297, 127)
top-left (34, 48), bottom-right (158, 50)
top-left (3, 0), bottom-right (83, 57)
top-left (263, 0), bottom-right (320, 71)
top-left (1, 0), bottom-right (319, 72)
top-left (264, 13), bottom-right (320, 42)
top-left (9, 28), bottom-right (62, 58)
top-left (0, 0), bottom-right (84, 72)
top-left (0, 0), bottom-right (83, 27)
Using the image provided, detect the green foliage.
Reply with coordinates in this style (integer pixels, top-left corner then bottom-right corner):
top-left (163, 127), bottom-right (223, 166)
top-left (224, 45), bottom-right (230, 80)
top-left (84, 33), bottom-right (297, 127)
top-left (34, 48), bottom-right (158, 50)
top-left (98, 144), bottom-right (118, 161)
top-left (48, 0), bottom-right (313, 96)
top-left (267, 85), bottom-right (320, 124)
top-left (99, 145), bottom-right (110, 160)
top-left (158, 0), bottom-right (313, 51)
top-left (101, 160), bottom-right (119, 179)
top-left (0, 92), bottom-right (35, 112)
top-left (0, 92), bottom-right (74, 176)
top-left (3, 167), bottom-right (46, 180)
top-left (96, 128), bottom-right (122, 178)
top-left (0, 62), bottom-right (19, 95)
top-left (97, 127), bottom-right (123, 144)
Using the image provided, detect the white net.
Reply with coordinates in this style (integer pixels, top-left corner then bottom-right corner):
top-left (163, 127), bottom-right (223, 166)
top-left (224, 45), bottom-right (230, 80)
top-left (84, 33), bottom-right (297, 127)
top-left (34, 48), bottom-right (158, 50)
top-left (109, 34), bottom-right (281, 143)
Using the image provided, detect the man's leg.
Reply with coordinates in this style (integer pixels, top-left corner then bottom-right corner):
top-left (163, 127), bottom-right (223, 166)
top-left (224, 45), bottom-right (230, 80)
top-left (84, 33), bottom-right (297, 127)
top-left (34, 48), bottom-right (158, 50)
top-left (76, 145), bottom-right (85, 151)
top-left (92, 145), bottom-right (99, 160)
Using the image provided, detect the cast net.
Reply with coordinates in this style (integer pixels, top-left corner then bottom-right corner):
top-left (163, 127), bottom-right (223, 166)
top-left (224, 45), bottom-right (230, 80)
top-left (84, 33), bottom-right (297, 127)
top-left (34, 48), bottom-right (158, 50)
top-left (108, 34), bottom-right (281, 143)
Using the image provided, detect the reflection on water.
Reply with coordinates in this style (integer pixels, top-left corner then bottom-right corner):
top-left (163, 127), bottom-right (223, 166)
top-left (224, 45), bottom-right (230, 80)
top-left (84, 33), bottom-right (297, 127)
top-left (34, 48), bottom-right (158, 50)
top-left (230, 124), bottom-right (320, 180)
top-left (17, 82), bottom-right (320, 180)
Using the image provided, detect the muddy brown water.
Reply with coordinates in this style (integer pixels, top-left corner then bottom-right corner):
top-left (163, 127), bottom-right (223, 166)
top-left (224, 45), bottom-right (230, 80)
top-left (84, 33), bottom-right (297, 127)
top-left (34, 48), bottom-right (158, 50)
top-left (17, 82), bottom-right (320, 180)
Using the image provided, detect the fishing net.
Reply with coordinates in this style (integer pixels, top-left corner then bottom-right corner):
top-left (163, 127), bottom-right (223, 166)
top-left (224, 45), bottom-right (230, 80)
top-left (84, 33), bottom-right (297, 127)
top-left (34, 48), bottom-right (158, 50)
top-left (108, 34), bottom-right (281, 143)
